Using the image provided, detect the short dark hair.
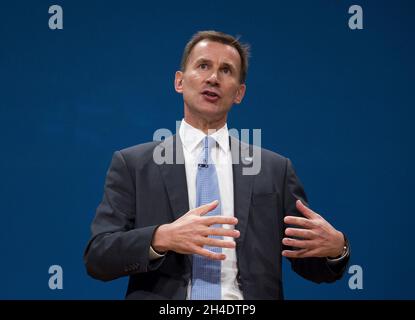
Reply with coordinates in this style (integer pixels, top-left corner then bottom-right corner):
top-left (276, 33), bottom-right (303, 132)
top-left (180, 30), bottom-right (250, 84)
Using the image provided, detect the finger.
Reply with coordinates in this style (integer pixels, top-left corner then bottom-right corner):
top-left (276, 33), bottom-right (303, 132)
top-left (281, 248), bottom-right (308, 258)
top-left (193, 200), bottom-right (219, 216)
top-left (193, 246), bottom-right (226, 260)
top-left (284, 216), bottom-right (314, 229)
top-left (282, 248), bottom-right (320, 258)
top-left (296, 200), bottom-right (316, 219)
top-left (285, 227), bottom-right (317, 240)
top-left (282, 237), bottom-right (314, 249)
top-left (203, 216), bottom-right (238, 226)
top-left (203, 237), bottom-right (236, 249)
top-left (203, 228), bottom-right (240, 238)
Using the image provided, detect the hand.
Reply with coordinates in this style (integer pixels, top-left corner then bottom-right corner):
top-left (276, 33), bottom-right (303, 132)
top-left (151, 200), bottom-right (240, 260)
top-left (282, 200), bottom-right (345, 259)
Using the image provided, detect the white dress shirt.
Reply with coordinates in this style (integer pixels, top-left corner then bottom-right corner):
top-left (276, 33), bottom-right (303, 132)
top-left (149, 119), bottom-right (243, 300)
top-left (180, 119), bottom-right (243, 300)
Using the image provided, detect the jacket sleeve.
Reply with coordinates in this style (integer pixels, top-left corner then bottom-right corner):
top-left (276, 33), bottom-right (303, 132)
top-left (83, 151), bottom-right (165, 281)
top-left (283, 158), bottom-right (350, 283)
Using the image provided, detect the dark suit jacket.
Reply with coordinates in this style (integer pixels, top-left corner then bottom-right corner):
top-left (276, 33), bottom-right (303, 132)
top-left (84, 135), bottom-right (349, 299)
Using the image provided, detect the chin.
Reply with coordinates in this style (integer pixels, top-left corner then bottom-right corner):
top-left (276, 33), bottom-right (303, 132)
top-left (200, 104), bottom-right (227, 117)
top-left (185, 99), bottom-right (231, 120)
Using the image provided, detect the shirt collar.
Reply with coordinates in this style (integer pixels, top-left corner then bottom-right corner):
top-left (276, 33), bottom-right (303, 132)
top-left (179, 119), bottom-right (230, 153)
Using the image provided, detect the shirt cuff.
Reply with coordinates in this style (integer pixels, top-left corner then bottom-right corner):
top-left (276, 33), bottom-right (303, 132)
top-left (326, 236), bottom-right (350, 263)
top-left (149, 245), bottom-right (166, 261)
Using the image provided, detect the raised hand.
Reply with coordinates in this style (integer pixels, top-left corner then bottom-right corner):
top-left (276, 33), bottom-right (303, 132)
top-left (282, 200), bottom-right (346, 259)
top-left (151, 200), bottom-right (240, 260)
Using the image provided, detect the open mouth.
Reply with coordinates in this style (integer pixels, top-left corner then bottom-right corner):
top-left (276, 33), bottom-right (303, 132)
top-left (202, 90), bottom-right (219, 97)
top-left (201, 90), bottom-right (220, 102)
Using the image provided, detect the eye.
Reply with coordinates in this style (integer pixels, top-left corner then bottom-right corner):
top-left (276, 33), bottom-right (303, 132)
top-left (199, 63), bottom-right (208, 70)
top-left (222, 67), bottom-right (231, 74)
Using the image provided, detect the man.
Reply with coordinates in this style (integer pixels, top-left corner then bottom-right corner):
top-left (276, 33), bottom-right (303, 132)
top-left (84, 30), bottom-right (350, 300)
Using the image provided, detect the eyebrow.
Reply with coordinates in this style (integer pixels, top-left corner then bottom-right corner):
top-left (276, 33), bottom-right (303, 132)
top-left (194, 58), bottom-right (211, 65)
top-left (221, 62), bottom-right (236, 72)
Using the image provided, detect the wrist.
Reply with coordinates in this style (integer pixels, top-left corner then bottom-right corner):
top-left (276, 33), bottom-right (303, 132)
top-left (328, 232), bottom-right (347, 259)
top-left (151, 224), bottom-right (170, 254)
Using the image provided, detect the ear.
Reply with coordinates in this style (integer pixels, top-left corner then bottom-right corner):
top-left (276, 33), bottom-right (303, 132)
top-left (174, 71), bottom-right (184, 93)
top-left (233, 84), bottom-right (246, 104)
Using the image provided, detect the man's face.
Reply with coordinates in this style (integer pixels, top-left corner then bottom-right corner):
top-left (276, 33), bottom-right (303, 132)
top-left (175, 40), bottom-right (246, 122)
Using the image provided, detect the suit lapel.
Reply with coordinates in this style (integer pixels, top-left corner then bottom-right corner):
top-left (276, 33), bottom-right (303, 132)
top-left (158, 135), bottom-right (190, 220)
top-left (231, 137), bottom-right (254, 249)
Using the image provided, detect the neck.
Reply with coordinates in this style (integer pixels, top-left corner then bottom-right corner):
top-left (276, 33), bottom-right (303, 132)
top-left (184, 108), bottom-right (227, 134)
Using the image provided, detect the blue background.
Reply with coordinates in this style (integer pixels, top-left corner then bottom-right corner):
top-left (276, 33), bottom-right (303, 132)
top-left (1, 0), bottom-right (414, 299)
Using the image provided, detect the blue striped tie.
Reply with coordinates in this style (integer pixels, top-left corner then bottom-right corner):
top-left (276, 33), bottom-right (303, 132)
top-left (190, 136), bottom-right (222, 300)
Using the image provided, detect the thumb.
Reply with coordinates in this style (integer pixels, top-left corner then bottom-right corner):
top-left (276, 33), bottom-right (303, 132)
top-left (194, 200), bottom-right (219, 216)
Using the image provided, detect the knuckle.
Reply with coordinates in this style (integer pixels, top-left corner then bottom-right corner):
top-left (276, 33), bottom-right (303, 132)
top-left (194, 237), bottom-right (203, 246)
top-left (190, 246), bottom-right (200, 255)
top-left (314, 220), bottom-right (323, 228)
top-left (208, 229), bottom-right (217, 236)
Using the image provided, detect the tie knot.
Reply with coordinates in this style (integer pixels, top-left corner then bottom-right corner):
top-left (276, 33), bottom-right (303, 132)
top-left (204, 136), bottom-right (216, 151)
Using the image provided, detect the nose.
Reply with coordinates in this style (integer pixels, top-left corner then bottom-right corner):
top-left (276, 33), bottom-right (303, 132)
top-left (206, 70), bottom-right (219, 87)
